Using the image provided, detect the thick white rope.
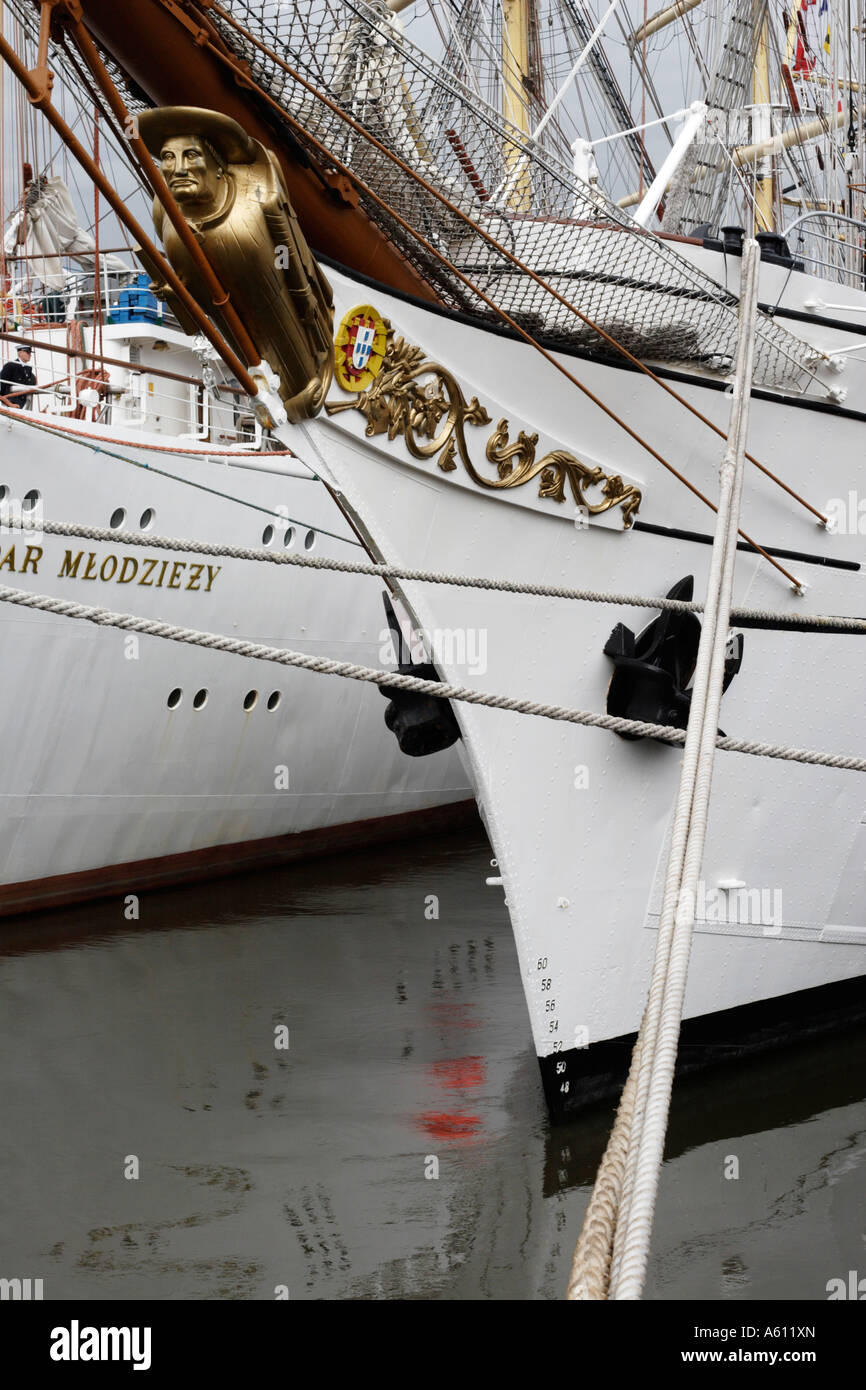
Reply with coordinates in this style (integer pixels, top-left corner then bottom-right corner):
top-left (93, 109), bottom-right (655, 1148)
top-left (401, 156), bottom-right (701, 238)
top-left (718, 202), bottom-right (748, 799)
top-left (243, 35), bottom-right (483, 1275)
top-left (568, 239), bottom-right (763, 1302)
top-left (614, 239), bottom-right (762, 1298)
top-left (0, 578), bottom-right (863, 771)
top-left (3, 515), bottom-right (864, 632)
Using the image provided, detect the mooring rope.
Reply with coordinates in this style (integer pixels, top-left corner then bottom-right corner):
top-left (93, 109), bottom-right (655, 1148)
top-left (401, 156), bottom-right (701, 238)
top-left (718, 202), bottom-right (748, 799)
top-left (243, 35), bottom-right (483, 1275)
top-left (0, 578), bottom-right (862, 771)
top-left (3, 515), bottom-right (864, 633)
top-left (568, 239), bottom-right (762, 1302)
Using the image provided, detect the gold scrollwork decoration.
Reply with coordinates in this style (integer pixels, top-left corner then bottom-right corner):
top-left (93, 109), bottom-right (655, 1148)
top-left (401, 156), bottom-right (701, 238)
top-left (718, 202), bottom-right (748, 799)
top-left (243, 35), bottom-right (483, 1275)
top-left (326, 328), bottom-right (642, 528)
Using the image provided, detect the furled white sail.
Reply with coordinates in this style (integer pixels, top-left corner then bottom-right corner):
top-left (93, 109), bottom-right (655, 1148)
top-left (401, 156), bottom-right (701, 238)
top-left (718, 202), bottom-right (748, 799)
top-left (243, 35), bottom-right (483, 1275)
top-left (4, 175), bottom-right (128, 288)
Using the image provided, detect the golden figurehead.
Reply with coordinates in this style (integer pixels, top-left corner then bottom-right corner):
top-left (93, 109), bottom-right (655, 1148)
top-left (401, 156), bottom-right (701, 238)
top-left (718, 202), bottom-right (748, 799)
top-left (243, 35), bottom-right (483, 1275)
top-left (137, 107), bottom-right (334, 421)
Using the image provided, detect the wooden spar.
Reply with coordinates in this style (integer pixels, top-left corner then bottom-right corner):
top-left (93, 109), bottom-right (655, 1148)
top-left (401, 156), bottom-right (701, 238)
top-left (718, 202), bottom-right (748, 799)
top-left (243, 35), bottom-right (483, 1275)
top-left (619, 108), bottom-right (859, 210)
top-left (501, 0), bottom-right (532, 211)
top-left (753, 19), bottom-right (774, 233)
top-left (629, 0), bottom-right (703, 48)
top-left (732, 106), bottom-right (863, 167)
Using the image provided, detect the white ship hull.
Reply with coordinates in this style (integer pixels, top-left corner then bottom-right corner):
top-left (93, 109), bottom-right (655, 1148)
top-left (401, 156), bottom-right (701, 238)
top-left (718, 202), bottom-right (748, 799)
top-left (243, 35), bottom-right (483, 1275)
top-left (298, 254), bottom-right (866, 1115)
top-left (0, 405), bottom-right (471, 915)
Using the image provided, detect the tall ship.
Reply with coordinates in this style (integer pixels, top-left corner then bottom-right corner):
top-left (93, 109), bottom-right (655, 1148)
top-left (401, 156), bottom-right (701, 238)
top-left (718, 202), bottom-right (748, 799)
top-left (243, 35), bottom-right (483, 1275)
top-left (0, 4), bottom-right (475, 918)
top-left (2, 0), bottom-right (864, 1162)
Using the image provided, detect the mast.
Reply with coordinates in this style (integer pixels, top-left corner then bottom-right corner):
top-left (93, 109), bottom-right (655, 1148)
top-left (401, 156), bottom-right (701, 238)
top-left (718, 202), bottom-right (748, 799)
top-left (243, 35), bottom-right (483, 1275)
top-left (501, 0), bottom-right (531, 210)
top-left (753, 16), bottom-right (774, 231)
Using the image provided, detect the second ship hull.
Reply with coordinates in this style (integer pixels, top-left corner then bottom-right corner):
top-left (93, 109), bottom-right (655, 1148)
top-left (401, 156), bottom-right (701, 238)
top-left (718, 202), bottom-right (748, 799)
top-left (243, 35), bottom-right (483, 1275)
top-left (0, 408), bottom-right (472, 915)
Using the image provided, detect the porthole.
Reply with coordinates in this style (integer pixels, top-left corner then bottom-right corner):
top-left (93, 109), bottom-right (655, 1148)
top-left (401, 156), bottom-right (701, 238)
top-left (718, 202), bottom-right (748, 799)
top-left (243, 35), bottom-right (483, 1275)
top-left (109, 507), bottom-right (126, 529)
top-left (303, 529), bottom-right (316, 551)
top-left (243, 690), bottom-right (258, 711)
top-left (0, 485), bottom-right (9, 502)
top-left (139, 508), bottom-right (155, 531)
top-left (23, 489), bottom-right (41, 512)
top-left (193, 688), bottom-right (208, 710)
top-left (167, 687), bottom-right (182, 709)
top-left (262, 524), bottom-right (274, 546)
top-left (267, 691), bottom-right (281, 711)
top-left (283, 526), bottom-right (295, 548)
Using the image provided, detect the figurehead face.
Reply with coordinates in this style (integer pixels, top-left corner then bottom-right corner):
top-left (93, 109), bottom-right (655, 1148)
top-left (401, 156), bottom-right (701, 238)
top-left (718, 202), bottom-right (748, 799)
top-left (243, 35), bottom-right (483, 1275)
top-left (158, 136), bottom-right (223, 212)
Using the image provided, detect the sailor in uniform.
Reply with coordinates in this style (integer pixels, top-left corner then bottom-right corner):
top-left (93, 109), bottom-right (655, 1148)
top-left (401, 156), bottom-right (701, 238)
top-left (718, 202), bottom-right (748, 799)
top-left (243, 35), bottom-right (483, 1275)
top-left (0, 345), bottom-right (36, 409)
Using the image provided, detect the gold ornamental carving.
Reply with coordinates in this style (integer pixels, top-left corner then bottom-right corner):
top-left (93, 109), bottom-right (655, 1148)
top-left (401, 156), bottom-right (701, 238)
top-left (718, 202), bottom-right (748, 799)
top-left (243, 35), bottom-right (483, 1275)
top-left (326, 326), bottom-right (642, 528)
top-left (137, 107), bottom-right (334, 422)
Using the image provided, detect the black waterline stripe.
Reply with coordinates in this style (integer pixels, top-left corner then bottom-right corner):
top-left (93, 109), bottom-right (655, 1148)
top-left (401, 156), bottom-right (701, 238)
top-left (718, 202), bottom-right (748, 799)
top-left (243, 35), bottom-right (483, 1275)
top-left (633, 518), bottom-right (860, 572)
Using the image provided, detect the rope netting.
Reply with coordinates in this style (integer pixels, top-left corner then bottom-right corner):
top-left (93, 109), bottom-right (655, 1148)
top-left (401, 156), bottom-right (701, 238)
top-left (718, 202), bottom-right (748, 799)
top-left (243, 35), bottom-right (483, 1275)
top-left (203, 0), bottom-right (817, 391)
top-left (3, 0), bottom-right (822, 392)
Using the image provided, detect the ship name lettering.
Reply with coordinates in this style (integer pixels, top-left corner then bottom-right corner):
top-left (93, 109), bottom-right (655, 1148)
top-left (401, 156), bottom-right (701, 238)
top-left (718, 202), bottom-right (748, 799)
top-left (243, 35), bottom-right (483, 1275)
top-left (53, 548), bottom-right (220, 591)
top-left (58, 550), bottom-right (83, 578)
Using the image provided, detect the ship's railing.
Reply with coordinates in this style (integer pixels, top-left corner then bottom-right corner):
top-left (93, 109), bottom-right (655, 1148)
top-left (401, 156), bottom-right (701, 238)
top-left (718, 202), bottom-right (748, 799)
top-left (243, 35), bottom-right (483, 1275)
top-left (35, 367), bottom-right (260, 445)
top-left (36, 374), bottom-right (259, 445)
top-left (0, 253), bottom-right (179, 333)
top-left (784, 212), bottom-right (866, 291)
top-left (0, 326), bottom-right (259, 446)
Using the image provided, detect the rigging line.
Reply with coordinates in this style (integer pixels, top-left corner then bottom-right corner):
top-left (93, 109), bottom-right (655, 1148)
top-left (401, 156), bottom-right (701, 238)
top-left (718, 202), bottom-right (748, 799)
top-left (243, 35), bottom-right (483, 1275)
top-left (0, 410), bottom-right (362, 548)
top-left (612, 2), bottom-right (674, 146)
top-left (196, 33), bottom-right (803, 586)
top-left (55, 33), bottom-right (148, 193)
top-left (205, 4), bottom-right (828, 440)
top-left (0, 579), bottom-right (863, 770)
top-left (559, 0), bottom-right (655, 179)
top-left (67, 18), bottom-right (265, 377)
top-left (680, 5), bottom-right (711, 89)
top-left (201, 6), bottom-right (821, 560)
top-left (640, 0), bottom-right (647, 199)
top-left (525, 0), bottom-right (624, 151)
top-left (0, 30), bottom-right (260, 397)
top-left (1, 511), bottom-right (861, 631)
top-left (427, 0), bottom-right (485, 101)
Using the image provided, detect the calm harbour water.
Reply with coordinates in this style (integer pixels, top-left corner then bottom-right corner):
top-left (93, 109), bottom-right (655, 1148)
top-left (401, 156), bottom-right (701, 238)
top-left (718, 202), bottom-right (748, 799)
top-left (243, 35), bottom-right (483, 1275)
top-left (1, 818), bottom-right (864, 1302)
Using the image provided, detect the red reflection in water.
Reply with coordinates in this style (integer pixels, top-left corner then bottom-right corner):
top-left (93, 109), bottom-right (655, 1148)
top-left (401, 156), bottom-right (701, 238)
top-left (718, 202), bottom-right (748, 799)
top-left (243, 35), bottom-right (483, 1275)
top-left (415, 1000), bottom-right (488, 1143)
top-left (417, 1111), bottom-right (482, 1141)
top-left (425, 1002), bottom-right (483, 1029)
top-left (430, 1056), bottom-right (485, 1090)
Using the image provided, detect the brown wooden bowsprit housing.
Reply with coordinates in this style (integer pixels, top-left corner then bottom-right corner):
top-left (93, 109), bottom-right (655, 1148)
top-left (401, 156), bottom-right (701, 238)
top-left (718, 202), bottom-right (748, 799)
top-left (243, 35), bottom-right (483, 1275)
top-left (34, 0), bottom-right (438, 303)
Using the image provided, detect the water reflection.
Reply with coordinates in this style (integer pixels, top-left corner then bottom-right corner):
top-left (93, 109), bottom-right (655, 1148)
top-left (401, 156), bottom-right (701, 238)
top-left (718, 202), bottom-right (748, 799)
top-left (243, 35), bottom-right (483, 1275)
top-left (0, 819), bottom-right (863, 1300)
